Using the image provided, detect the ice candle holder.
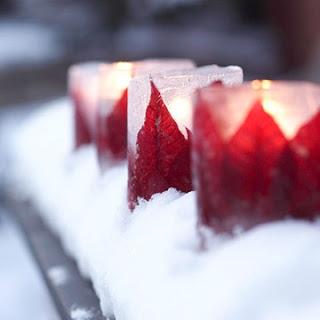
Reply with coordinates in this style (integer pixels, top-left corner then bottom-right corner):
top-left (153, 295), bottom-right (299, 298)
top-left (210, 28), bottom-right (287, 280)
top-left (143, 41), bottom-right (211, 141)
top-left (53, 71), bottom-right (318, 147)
top-left (68, 62), bottom-right (102, 149)
top-left (128, 65), bottom-right (243, 210)
top-left (193, 80), bottom-right (320, 234)
top-left (96, 59), bottom-right (195, 169)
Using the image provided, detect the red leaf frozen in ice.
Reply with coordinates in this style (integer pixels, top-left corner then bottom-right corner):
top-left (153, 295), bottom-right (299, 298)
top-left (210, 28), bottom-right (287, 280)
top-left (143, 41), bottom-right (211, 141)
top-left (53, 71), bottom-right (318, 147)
top-left (193, 98), bottom-right (226, 230)
top-left (289, 110), bottom-right (320, 218)
top-left (270, 142), bottom-right (297, 217)
top-left (223, 102), bottom-right (290, 228)
top-left (227, 103), bottom-right (287, 198)
top-left (129, 81), bottom-right (192, 208)
top-left (96, 89), bottom-right (128, 164)
top-left (73, 91), bottom-right (93, 148)
top-left (167, 128), bottom-right (192, 191)
top-left (195, 100), bottom-right (290, 232)
top-left (195, 94), bottom-right (320, 233)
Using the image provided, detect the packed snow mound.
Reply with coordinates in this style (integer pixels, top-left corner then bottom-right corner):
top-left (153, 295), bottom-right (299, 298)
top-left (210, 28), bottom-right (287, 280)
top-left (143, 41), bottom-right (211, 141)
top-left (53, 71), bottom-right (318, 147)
top-left (8, 99), bottom-right (320, 320)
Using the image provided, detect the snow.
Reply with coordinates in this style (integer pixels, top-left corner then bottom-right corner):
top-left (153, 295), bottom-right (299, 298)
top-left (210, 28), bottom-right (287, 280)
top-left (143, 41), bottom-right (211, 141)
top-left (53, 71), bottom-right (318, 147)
top-left (0, 214), bottom-right (59, 320)
top-left (48, 266), bottom-right (69, 286)
top-left (6, 99), bottom-right (320, 320)
top-left (70, 306), bottom-right (95, 320)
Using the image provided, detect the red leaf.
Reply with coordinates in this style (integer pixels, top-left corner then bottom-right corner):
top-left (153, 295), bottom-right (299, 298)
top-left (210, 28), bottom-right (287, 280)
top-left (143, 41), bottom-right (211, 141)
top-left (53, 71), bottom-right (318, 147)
top-left (128, 81), bottom-right (192, 208)
top-left (96, 89), bottom-right (128, 164)
top-left (289, 111), bottom-right (320, 218)
top-left (193, 98), bottom-right (226, 231)
top-left (72, 91), bottom-right (93, 149)
top-left (195, 101), bottom-right (289, 232)
top-left (227, 102), bottom-right (287, 201)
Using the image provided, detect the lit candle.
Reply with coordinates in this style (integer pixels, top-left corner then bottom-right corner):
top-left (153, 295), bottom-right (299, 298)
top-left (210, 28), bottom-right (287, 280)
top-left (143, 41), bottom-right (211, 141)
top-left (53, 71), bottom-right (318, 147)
top-left (128, 65), bottom-right (243, 209)
top-left (193, 80), bottom-right (320, 234)
top-left (68, 62), bottom-right (102, 149)
top-left (96, 59), bottom-right (195, 169)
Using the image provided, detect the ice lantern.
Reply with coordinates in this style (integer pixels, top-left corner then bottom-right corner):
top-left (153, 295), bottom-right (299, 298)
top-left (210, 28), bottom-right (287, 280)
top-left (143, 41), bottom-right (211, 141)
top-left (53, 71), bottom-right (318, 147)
top-left (128, 65), bottom-right (243, 210)
top-left (68, 62), bottom-right (102, 149)
top-left (96, 59), bottom-right (195, 169)
top-left (193, 81), bottom-right (320, 234)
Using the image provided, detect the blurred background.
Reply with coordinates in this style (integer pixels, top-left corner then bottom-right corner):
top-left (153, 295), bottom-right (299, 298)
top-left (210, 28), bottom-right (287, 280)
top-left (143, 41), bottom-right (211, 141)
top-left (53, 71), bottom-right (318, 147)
top-left (0, 0), bottom-right (319, 107)
top-left (0, 0), bottom-right (319, 319)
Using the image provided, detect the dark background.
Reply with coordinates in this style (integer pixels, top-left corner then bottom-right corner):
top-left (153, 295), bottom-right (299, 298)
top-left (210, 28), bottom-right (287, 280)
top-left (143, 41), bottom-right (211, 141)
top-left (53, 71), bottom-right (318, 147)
top-left (0, 0), bottom-right (319, 107)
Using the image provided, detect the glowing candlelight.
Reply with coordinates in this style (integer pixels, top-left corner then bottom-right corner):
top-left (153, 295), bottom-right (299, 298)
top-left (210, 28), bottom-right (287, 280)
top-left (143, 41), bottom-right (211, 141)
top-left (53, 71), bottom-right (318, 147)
top-left (193, 80), bottom-right (320, 234)
top-left (95, 62), bottom-right (133, 166)
top-left (99, 62), bottom-right (133, 102)
top-left (168, 96), bottom-right (193, 135)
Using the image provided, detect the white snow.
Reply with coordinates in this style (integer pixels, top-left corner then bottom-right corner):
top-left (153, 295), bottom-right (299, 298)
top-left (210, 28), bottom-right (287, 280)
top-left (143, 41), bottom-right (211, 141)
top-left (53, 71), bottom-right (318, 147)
top-left (70, 306), bottom-right (94, 320)
top-left (0, 214), bottom-right (59, 320)
top-left (48, 266), bottom-right (69, 287)
top-left (7, 99), bottom-right (320, 320)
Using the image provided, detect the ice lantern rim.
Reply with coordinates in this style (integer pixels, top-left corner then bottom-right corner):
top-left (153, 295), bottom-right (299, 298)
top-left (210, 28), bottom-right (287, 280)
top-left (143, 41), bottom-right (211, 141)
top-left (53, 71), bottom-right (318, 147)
top-left (68, 61), bottom-right (106, 80)
top-left (194, 80), bottom-right (320, 140)
top-left (68, 61), bottom-right (107, 92)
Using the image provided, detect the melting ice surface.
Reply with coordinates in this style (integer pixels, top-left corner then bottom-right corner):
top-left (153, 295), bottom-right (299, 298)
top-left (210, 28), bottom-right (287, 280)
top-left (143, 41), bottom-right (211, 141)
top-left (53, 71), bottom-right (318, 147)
top-left (8, 98), bottom-right (320, 320)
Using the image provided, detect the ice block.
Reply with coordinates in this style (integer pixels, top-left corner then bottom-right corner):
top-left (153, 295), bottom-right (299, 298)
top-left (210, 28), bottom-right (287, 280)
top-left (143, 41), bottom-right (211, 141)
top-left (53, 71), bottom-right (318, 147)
top-left (193, 80), bottom-right (320, 234)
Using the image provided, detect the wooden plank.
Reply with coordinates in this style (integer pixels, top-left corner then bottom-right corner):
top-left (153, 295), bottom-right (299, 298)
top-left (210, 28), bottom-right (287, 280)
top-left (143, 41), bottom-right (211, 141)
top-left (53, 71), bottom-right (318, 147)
top-left (4, 196), bottom-right (110, 320)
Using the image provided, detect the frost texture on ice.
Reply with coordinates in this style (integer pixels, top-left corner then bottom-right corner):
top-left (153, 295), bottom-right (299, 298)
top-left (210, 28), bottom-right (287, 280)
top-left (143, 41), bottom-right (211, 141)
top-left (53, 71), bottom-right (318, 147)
top-left (133, 58), bottom-right (195, 75)
top-left (7, 99), bottom-right (320, 320)
top-left (128, 64), bottom-right (243, 149)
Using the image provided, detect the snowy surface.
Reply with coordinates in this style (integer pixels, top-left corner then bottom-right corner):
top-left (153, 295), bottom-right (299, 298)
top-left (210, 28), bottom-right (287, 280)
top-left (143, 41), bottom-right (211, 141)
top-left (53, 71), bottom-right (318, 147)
top-left (7, 99), bottom-right (320, 320)
top-left (48, 265), bottom-right (69, 287)
top-left (0, 213), bottom-right (59, 320)
top-left (70, 305), bottom-right (95, 320)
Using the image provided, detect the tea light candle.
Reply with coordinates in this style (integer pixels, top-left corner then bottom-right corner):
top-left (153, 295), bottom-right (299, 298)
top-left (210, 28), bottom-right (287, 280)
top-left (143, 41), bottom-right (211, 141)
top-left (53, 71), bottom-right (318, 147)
top-left (96, 59), bottom-right (195, 169)
top-left (128, 65), bottom-right (243, 209)
top-left (193, 80), bottom-right (320, 234)
top-left (68, 62), bottom-right (102, 149)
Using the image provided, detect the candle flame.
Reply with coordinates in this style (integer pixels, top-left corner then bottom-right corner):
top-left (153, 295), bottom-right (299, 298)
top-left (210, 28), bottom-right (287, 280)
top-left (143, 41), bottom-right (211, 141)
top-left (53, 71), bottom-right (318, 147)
top-left (115, 61), bottom-right (133, 70)
top-left (262, 98), bottom-right (298, 138)
top-left (251, 80), bottom-right (272, 90)
top-left (262, 99), bottom-right (284, 116)
top-left (169, 96), bottom-right (193, 134)
top-left (100, 62), bottom-right (133, 100)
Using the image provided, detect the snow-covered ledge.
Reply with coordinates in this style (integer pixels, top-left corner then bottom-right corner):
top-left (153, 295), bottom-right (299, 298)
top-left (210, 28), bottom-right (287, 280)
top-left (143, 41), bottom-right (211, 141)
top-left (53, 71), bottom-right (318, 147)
top-left (7, 98), bottom-right (320, 320)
